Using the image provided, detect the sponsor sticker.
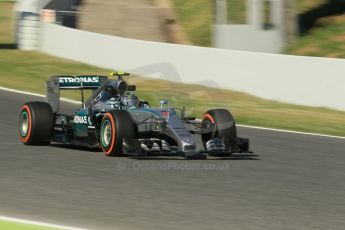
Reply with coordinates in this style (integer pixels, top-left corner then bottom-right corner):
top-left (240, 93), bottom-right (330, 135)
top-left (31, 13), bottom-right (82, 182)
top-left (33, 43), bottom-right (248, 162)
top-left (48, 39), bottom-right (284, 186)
top-left (59, 76), bottom-right (100, 87)
top-left (73, 115), bottom-right (88, 124)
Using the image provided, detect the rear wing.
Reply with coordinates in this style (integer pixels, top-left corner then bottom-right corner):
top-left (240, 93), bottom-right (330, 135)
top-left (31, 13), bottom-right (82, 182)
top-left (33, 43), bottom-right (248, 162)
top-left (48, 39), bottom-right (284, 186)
top-left (58, 75), bottom-right (106, 89)
top-left (46, 75), bottom-right (108, 113)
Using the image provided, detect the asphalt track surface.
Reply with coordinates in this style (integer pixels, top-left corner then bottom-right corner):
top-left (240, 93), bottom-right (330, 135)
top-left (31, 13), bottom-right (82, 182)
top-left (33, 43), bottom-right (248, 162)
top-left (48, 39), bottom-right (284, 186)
top-left (0, 89), bottom-right (344, 230)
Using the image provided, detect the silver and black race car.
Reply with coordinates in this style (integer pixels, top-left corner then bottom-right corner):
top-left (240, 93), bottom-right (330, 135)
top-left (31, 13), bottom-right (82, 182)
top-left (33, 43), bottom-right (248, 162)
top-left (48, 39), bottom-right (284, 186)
top-left (19, 72), bottom-right (250, 159)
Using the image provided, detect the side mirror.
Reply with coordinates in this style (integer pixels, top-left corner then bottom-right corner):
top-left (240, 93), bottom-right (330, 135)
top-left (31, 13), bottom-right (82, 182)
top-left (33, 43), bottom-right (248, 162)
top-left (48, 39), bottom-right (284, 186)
top-left (160, 99), bottom-right (169, 110)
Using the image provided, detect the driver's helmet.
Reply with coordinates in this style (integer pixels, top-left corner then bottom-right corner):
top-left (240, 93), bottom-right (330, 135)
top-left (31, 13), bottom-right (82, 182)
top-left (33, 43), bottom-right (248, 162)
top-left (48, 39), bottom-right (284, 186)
top-left (122, 94), bottom-right (138, 108)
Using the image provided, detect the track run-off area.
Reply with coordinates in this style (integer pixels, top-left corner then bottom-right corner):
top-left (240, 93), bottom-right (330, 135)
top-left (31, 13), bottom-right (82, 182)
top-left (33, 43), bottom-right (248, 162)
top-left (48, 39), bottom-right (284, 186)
top-left (0, 88), bottom-right (344, 230)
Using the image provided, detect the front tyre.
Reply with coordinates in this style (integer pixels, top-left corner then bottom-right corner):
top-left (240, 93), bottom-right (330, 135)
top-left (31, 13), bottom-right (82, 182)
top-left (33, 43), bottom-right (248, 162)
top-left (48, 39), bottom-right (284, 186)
top-left (201, 109), bottom-right (237, 155)
top-left (100, 110), bottom-right (137, 156)
top-left (19, 102), bottom-right (54, 145)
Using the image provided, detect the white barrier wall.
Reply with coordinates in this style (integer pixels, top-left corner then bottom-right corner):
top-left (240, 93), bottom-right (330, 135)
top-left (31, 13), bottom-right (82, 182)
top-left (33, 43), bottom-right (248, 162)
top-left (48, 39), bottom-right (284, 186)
top-left (40, 23), bottom-right (345, 111)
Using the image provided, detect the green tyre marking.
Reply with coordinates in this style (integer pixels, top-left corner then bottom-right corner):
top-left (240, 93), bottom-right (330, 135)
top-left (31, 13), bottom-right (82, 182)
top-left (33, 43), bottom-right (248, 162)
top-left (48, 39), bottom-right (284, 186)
top-left (101, 119), bottom-right (111, 148)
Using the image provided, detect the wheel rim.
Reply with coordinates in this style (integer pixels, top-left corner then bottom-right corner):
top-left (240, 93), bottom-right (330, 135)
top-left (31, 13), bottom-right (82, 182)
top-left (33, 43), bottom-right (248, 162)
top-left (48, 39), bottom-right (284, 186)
top-left (102, 120), bottom-right (112, 147)
top-left (20, 111), bottom-right (29, 137)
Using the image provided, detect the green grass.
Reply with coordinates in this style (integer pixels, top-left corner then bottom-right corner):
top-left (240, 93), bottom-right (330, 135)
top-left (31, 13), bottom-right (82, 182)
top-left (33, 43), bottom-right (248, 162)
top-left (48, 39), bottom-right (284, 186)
top-left (172, 0), bottom-right (331, 47)
top-left (173, 0), bottom-right (246, 46)
top-left (171, 0), bottom-right (248, 47)
top-left (227, 0), bottom-right (246, 24)
top-left (0, 220), bottom-right (59, 230)
top-left (172, 0), bottom-right (213, 47)
top-left (285, 15), bottom-right (345, 58)
top-left (297, 0), bottom-right (328, 13)
top-left (0, 1), bottom-right (14, 43)
top-left (1, 2), bottom-right (345, 136)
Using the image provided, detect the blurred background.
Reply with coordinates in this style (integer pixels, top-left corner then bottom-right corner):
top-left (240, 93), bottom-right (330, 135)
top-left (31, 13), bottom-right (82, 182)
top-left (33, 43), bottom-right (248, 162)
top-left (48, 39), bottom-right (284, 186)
top-left (10, 0), bottom-right (345, 57)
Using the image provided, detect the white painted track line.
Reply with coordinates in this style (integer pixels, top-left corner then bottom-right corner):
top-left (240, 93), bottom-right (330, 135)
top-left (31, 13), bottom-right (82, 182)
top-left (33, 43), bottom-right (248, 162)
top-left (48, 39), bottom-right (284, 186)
top-left (0, 215), bottom-right (90, 230)
top-left (236, 124), bottom-right (345, 140)
top-left (1, 86), bottom-right (344, 139)
top-left (0, 86), bottom-right (80, 104)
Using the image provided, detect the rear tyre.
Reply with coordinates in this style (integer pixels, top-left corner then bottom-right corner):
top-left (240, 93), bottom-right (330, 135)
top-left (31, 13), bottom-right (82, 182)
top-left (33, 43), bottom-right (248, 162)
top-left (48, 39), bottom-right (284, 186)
top-left (100, 110), bottom-right (137, 156)
top-left (19, 102), bottom-right (54, 145)
top-left (201, 109), bottom-right (237, 152)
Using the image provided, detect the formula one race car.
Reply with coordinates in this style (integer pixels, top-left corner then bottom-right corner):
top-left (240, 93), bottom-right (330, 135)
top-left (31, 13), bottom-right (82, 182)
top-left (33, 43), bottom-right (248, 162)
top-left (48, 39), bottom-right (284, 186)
top-left (18, 72), bottom-right (249, 159)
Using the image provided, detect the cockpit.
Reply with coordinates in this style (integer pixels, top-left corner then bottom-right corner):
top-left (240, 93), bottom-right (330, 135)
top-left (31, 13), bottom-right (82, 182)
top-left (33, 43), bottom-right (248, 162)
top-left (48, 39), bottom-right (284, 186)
top-left (85, 74), bottom-right (146, 110)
